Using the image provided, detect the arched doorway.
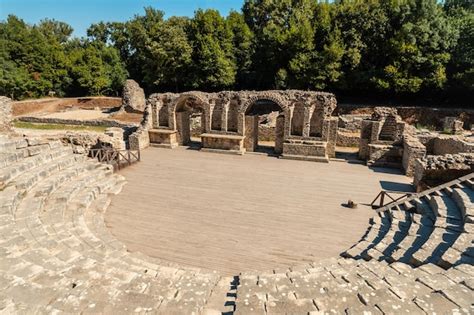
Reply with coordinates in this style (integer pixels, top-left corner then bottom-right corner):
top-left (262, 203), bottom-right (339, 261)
top-left (174, 96), bottom-right (208, 148)
top-left (244, 99), bottom-right (285, 155)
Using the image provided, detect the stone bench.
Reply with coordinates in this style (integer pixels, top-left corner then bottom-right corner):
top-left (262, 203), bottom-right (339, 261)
top-left (200, 133), bottom-right (245, 155)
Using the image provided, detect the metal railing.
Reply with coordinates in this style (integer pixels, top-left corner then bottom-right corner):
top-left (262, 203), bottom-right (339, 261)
top-left (88, 147), bottom-right (140, 170)
top-left (370, 190), bottom-right (413, 209)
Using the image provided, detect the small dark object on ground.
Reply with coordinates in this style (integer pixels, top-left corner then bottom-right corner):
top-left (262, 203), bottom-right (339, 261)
top-left (347, 200), bottom-right (357, 209)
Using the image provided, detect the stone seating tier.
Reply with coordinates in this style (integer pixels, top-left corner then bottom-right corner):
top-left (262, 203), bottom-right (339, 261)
top-left (0, 134), bottom-right (472, 314)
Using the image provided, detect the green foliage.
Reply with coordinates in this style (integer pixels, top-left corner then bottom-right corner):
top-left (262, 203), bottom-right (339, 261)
top-left (189, 9), bottom-right (236, 90)
top-left (13, 120), bottom-right (109, 132)
top-left (0, 15), bottom-right (126, 99)
top-left (1, 1), bottom-right (473, 100)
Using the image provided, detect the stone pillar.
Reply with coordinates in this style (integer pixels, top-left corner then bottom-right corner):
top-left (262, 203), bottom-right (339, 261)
top-left (359, 120), bottom-right (372, 159)
top-left (275, 115), bottom-right (285, 154)
top-left (151, 104), bottom-right (159, 128)
top-left (176, 111), bottom-right (190, 145)
top-left (203, 109), bottom-right (211, 133)
top-left (244, 115), bottom-right (259, 152)
top-left (221, 102), bottom-right (229, 132)
top-left (0, 96), bottom-right (12, 133)
top-left (326, 117), bottom-right (338, 158)
top-left (302, 106), bottom-right (312, 137)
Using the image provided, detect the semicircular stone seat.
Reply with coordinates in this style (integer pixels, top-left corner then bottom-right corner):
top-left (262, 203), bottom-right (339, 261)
top-left (0, 135), bottom-right (472, 314)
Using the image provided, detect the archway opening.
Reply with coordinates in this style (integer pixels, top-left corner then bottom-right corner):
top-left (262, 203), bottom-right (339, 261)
top-left (175, 97), bottom-right (207, 148)
top-left (244, 99), bottom-right (285, 155)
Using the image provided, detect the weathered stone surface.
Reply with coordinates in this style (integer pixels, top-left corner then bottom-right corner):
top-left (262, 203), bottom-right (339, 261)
top-left (0, 96), bottom-right (13, 132)
top-left (122, 79), bottom-right (146, 112)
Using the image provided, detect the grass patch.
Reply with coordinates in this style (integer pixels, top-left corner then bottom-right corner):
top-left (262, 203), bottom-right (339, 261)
top-left (14, 120), bottom-right (108, 132)
top-left (415, 123), bottom-right (437, 131)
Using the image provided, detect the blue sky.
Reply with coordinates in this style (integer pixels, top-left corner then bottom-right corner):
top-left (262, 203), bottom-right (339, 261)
top-left (0, 0), bottom-right (244, 37)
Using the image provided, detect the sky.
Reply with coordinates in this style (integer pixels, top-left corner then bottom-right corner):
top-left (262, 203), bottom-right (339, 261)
top-left (0, 0), bottom-right (244, 37)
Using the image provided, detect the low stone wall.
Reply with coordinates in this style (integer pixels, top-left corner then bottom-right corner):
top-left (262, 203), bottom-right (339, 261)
top-left (0, 96), bottom-right (13, 132)
top-left (413, 153), bottom-right (474, 191)
top-left (337, 104), bottom-right (474, 131)
top-left (17, 116), bottom-right (136, 129)
top-left (430, 136), bottom-right (474, 155)
top-left (337, 129), bottom-right (360, 147)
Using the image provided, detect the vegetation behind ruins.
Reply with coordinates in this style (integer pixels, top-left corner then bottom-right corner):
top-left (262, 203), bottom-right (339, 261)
top-left (1, 0), bottom-right (472, 104)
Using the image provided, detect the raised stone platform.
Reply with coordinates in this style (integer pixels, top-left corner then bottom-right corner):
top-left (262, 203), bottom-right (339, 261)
top-left (106, 146), bottom-right (412, 275)
top-left (200, 133), bottom-right (245, 154)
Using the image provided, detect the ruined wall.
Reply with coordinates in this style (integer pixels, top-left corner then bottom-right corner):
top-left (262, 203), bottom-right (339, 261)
top-left (0, 96), bottom-right (13, 132)
top-left (402, 135), bottom-right (427, 177)
top-left (122, 79), bottom-right (146, 112)
top-left (430, 136), bottom-right (474, 156)
top-left (337, 104), bottom-right (474, 131)
top-left (414, 153), bottom-right (474, 191)
top-left (129, 103), bottom-right (152, 150)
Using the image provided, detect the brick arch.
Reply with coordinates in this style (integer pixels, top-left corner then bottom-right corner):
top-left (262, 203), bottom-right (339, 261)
top-left (240, 93), bottom-right (289, 115)
top-left (172, 92), bottom-right (210, 113)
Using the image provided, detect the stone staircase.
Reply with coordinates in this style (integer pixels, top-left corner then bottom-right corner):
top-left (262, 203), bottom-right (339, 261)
top-left (0, 135), bottom-right (226, 313)
top-left (233, 173), bottom-right (474, 314)
top-left (1, 133), bottom-right (472, 314)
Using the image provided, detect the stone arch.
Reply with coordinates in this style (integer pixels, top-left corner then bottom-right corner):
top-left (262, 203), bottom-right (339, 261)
top-left (172, 93), bottom-right (210, 145)
top-left (240, 93), bottom-right (289, 154)
top-left (240, 93), bottom-right (289, 115)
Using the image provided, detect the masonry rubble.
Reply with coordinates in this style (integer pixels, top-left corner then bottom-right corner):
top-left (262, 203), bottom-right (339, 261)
top-left (122, 79), bottom-right (146, 112)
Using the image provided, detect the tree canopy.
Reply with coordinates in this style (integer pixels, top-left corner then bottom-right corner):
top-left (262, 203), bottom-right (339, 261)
top-left (0, 0), bottom-right (472, 103)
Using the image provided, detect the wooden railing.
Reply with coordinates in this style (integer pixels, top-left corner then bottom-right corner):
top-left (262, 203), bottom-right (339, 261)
top-left (370, 190), bottom-right (413, 209)
top-left (88, 147), bottom-right (140, 170)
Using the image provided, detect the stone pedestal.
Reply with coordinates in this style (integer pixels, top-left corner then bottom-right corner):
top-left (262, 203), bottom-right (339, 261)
top-left (281, 140), bottom-right (329, 163)
top-left (148, 129), bottom-right (179, 148)
top-left (201, 133), bottom-right (245, 155)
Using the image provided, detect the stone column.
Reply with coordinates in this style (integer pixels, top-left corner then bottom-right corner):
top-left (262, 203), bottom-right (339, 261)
top-left (244, 115), bottom-right (259, 152)
top-left (176, 111), bottom-right (190, 145)
top-left (0, 96), bottom-right (12, 133)
top-left (302, 106), bottom-right (312, 137)
top-left (327, 117), bottom-right (338, 158)
top-left (152, 104), bottom-right (159, 128)
top-left (221, 102), bottom-right (229, 132)
top-left (275, 115), bottom-right (285, 154)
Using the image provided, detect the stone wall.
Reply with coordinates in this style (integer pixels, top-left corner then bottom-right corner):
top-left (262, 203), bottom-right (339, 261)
top-left (430, 136), bottom-right (474, 156)
top-left (146, 90), bottom-right (338, 160)
top-left (0, 96), bottom-right (13, 132)
top-left (129, 103), bottom-right (152, 150)
top-left (402, 135), bottom-right (427, 177)
top-left (413, 153), bottom-right (474, 191)
top-left (337, 104), bottom-right (474, 130)
top-left (122, 79), bottom-right (146, 112)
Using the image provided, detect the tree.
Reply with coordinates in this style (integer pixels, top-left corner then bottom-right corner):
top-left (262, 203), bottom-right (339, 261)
top-left (445, 0), bottom-right (474, 92)
top-left (372, 0), bottom-right (457, 93)
top-left (188, 9), bottom-right (236, 90)
top-left (226, 11), bottom-right (254, 89)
